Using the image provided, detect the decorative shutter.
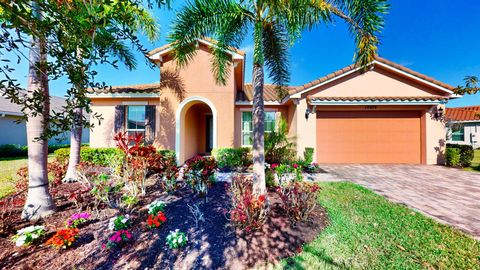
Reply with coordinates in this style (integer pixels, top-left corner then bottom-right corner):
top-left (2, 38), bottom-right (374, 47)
top-left (114, 105), bottom-right (126, 133)
top-left (145, 105), bottom-right (156, 144)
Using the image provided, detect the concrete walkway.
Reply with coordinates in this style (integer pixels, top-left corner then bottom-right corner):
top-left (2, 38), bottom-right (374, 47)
top-left (318, 164), bottom-right (480, 239)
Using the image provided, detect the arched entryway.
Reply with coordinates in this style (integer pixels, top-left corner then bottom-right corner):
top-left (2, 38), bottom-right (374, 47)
top-left (175, 96), bottom-right (217, 164)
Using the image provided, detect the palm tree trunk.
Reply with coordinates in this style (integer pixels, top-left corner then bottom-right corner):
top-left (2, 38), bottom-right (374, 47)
top-left (22, 13), bottom-right (56, 220)
top-left (252, 63), bottom-right (266, 195)
top-left (64, 108), bottom-right (82, 182)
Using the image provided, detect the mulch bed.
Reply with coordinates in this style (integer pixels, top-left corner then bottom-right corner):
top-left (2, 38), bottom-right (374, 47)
top-left (0, 178), bottom-right (328, 270)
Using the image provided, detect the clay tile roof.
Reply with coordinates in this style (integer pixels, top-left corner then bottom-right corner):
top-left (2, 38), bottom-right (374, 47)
top-left (289, 56), bottom-right (455, 95)
top-left (148, 37), bottom-right (245, 58)
top-left (88, 83), bottom-right (162, 94)
top-left (308, 96), bottom-right (449, 102)
top-left (445, 106), bottom-right (480, 121)
top-left (237, 84), bottom-right (297, 102)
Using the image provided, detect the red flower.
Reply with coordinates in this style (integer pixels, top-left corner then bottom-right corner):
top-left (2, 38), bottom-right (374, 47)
top-left (258, 195), bottom-right (266, 203)
top-left (293, 163), bottom-right (298, 169)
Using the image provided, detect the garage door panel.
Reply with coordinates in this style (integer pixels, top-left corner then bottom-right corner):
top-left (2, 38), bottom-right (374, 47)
top-left (316, 111), bottom-right (421, 164)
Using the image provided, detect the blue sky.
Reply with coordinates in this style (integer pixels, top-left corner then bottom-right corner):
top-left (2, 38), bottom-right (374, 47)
top-left (7, 0), bottom-right (480, 107)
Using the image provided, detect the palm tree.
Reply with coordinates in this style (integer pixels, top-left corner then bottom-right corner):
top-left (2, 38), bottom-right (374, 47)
top-left (455, 76), bottom-right (479, 95)
top-left (169, 0), bottom-right (388, 194)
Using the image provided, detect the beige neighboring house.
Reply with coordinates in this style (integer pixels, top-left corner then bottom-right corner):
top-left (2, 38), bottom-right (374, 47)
top-left (0, 94), bottom-right (90, 145)
top-left (445, 106), bottom-right (480, 149)
top-left (87, 39), bottom-right (458, 165)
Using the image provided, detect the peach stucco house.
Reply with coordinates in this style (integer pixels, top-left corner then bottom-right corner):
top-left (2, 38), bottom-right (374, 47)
top-left (86, 39), bottom-right (457, 165)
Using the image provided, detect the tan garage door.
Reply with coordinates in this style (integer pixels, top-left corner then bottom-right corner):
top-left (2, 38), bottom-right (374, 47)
top-left (316, 111), bottom-right (422, 164)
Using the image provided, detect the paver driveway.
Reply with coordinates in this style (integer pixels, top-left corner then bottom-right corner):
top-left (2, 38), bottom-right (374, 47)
top-left (320, 164), bottom-right (480, 239)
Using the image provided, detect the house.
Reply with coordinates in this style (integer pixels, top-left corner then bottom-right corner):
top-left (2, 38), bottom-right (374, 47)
top-left (87, 39), bottom-right (457, 164)
top-left (0, 94), bottom-right (90, 145)
top-left (445, 106), bottom-right (480, 149)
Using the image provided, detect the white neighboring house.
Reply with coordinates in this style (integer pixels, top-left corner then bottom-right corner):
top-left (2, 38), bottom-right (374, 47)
top-left (445, 106), bottom-right (480, 149)
top-left (0, 94), bottom-right (90, 145)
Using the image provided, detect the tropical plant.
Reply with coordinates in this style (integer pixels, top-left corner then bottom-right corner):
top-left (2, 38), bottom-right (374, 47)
top-left (265, 118), bottom-right (296, 164)
top-left (169, 0), bottom-right (388, 194)
top-left (455, 76), bottom-right (479, 95)
top-left (182, 156), bottom-right (218, 197)
top-left (277, 181), bottom-right (321, 222)
top-left (147, 212), bottom-right (167, 228)
top-left (166, 229), bottom-right (188, 249)
top-left (226, 174), bottom-right (268, 233)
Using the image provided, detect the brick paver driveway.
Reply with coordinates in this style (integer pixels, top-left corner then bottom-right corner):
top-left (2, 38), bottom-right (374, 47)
top-left (320, 165), bottom-right (480, 239)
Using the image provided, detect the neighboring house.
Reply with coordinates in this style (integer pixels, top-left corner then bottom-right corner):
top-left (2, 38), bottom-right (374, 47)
top-left (445, 106), bottom-right (480, 149)
top-left (87, 39), bottom-right (457, 164)
top-left (0, 94), bottom-right (90, 145)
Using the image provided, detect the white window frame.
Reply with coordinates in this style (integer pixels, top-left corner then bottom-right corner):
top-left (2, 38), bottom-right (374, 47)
top-left (240, 109), bottom-right (278, 147)
top-left (125, 105), bottom-right (147, 133)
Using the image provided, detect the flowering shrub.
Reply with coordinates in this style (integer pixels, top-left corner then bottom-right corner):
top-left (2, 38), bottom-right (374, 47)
top-left (148, 199), bottom-right (166, 215)
top-left (305, 162), bottom-right (320, 173)
top-left (277, 181), bottom-right (321, 222)
top-left (108, 215), bottom-right (131, 231)
top-left (182, 156), bottom-right (218, 197)
top-left (46, 228), bottom-right (79, 249)
top-left (103, 229), bottom-right (132, 250)
top-left (66, 212), bottom-right (91, 228)
top-left (147, 212), bottom-right (167, 228)
top-left (12, 225), bottom-right (45, 247)
top-left (227, 175), bottom-right (269, 233)
top-left (166, 229), bottom-right (188, 249)
top-left (272, 163), bottom-right (303, 185)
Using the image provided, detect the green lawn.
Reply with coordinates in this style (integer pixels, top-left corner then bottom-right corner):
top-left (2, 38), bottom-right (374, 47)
top-left (465, 149), bottom-right (480, 172)
top-left (0, 155), bottom-right (55, 199)
top-left (277, 182), bottom-right (480, 270)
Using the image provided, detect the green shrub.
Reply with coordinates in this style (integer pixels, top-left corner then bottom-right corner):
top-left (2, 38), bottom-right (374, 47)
top-left (157, 149), bottom-right (176, 159)
top-left (303, 147), bottom-right (314, 164)
top-left (212, 147), bottom-right (251, 172)
top-left (445, 148), bottom-right (461, 167)
top-left (54, 147), bottom-right (124, 166)
top-left (0, 144), bottom-right (28, 157)
top-left (446, 144), bottom-right (474, 167)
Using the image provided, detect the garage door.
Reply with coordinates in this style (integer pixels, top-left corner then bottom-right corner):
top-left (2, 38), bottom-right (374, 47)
top-left (316, 111), bottom-right (422, 164)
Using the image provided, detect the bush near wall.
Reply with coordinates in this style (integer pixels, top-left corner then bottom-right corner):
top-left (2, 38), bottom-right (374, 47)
top-left (157, 149), bottom-right (176, 159)
top-left (212, 147), bottom-right (252, 172)
top-left (54, 147), bottom-right (123, 166)
top-left (0, 144), bottom-right (87, 158)
top-left (445, 144), bottom-right (474, 167)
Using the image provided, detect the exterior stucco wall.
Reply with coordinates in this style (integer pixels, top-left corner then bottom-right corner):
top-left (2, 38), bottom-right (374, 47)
top-left (295, 99), bottom-right (317, 160)
top-left (425, 105), bottom-right (447, 164)
top-left (306, 68), bottom-right (450, 98)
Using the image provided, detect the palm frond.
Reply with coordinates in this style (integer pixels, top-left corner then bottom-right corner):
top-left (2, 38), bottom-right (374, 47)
top-left (330, 0), bottom-right (389, 68)
top-left (262, 21), bottom-right (290, 98)
top-left (169, 0), bottom-right (253, 84)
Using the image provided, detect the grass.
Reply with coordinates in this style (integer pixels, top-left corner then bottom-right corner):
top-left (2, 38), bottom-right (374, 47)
top-left (0, 155), bottom-right (55, 199)
top-left (277, 182), bottom-right (480, 270)
top-left (465, 149), bottom-right (480, 172)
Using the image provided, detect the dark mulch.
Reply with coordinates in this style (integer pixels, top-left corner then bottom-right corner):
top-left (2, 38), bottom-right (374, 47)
top-left (0, 179), bottom-right (328, 270)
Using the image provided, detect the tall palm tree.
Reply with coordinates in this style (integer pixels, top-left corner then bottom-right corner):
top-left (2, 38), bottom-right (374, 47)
top-left (169, 0), bottom-right (388, 194)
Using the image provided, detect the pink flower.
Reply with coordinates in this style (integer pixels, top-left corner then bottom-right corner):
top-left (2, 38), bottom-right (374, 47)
top-left (271, 163), bottom-right (278, 170)
top-left (293, 163), bottom-right (298, 169)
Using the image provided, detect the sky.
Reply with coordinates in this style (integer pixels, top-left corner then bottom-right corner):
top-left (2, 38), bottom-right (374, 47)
top-left (4, 0), bottom-right (480, 108)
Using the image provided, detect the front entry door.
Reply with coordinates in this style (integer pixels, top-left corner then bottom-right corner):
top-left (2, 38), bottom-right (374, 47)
top-left (205, 115), bottom-right (213, 153)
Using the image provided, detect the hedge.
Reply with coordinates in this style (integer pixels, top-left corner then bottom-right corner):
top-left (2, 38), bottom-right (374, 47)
top-left (212, 147), bottom-right (251, 172)
top-left (0, 144), bottom-right (88, 158)
top-left (54, 147), bottom-right (123, 166)
top-left (445, 144), bottom-right (474, 167)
